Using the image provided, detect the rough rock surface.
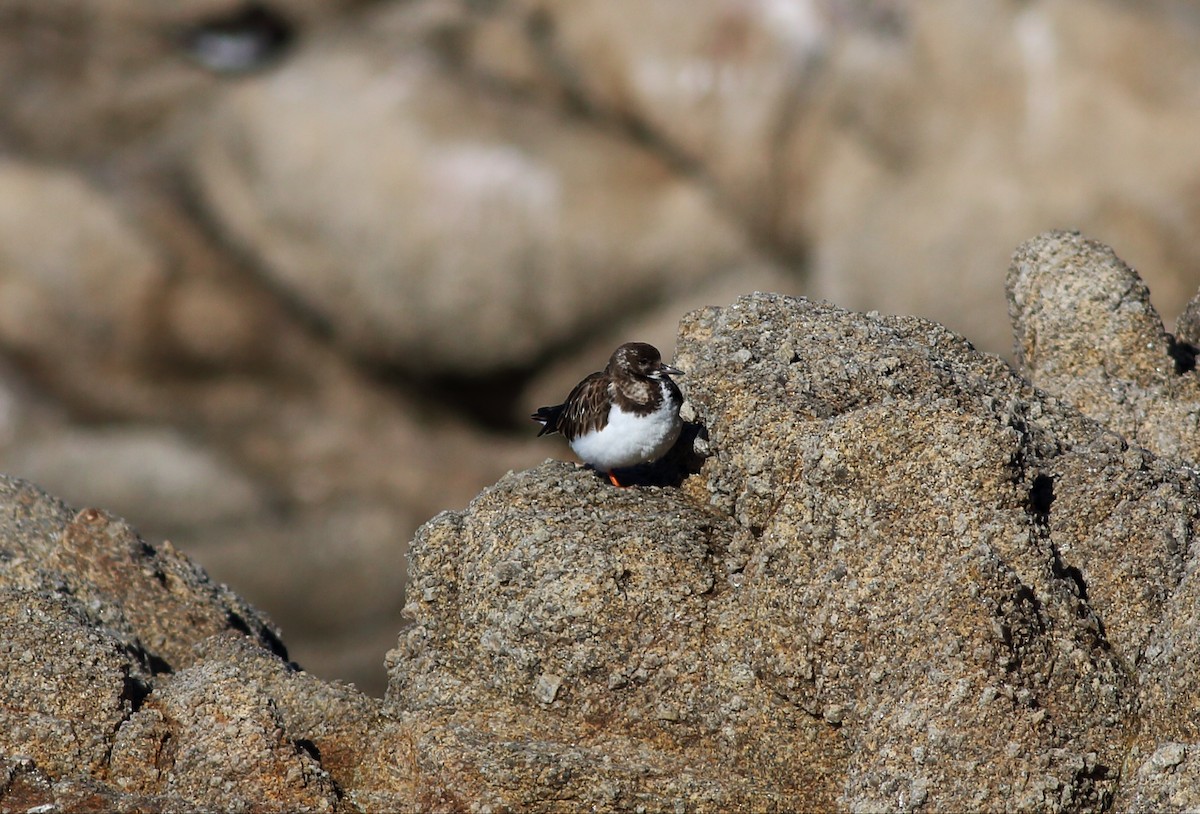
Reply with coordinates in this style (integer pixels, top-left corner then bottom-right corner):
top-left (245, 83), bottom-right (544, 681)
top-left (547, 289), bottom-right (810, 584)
top-left (5, 234), bottom-right (1200, 810)
top-left (4, 0), bottom-right (1200, 695)
top-left (1009, 230), bottom-right (1200, 464)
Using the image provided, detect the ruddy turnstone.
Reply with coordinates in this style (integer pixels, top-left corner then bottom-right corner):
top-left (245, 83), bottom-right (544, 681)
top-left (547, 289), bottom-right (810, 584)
top-left (532, 342), bottom-right (684, 487)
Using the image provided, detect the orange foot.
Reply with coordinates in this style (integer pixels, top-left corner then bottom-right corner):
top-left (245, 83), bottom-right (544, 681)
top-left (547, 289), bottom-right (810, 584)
top-left (607, 471), bottom-right (626, 487)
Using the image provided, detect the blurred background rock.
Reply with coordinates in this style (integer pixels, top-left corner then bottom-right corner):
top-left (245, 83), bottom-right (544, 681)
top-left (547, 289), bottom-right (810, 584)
top-left (0, 0), bottom-right (1198, 696)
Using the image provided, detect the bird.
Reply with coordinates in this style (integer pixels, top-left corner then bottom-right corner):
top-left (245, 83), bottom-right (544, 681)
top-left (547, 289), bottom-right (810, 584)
top-left (532, 342), bottom-right (684, 487)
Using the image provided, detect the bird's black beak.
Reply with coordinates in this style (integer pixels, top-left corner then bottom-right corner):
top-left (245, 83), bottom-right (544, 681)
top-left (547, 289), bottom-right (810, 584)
top-left (660, 362), bottom-right (683, 376)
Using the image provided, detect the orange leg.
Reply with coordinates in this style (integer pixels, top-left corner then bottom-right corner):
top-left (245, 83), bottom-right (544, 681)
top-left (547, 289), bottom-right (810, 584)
top-left (607, 471), bottom-right (625, 487)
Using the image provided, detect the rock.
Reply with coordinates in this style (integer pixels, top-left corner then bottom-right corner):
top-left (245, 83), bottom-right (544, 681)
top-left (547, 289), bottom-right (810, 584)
top-left (4, 0), bottom-right (1200, 708)
top-left (191, 32), bottom-right (754, 374)
top-left (0, 476), bottom-right (284, 673)
top-left (0, 0), bottom-right (358, 159)
top-left (4, 425), bottom-right (265, 531)
top-left (384, 236), bottom-right (1200, 808)
top-left (0, 156), bottom-right (533, 695)
top-left (448, 0), bottom-right (1200, 355)
top-left (1008, 230), bottom-right (1200, 463)
top-left (0, 162), bottom-right (163, 383)
top-left (495, 0), bottom-right (830, 238)
top-left (392, 287), bottom-right (1142, 809)
top-left (0, 590), bottom-right (141, 781)
top-left (1124, 743), bottom-right (1200, 812)
top-left (109, 650), bottom-right (337, 810)
top-left (791, 2), bottom-right (1200, 353)
top-left (0, 472), bottom-right (406, 811)
top-left (6, 234), bottom-right (1200, 810)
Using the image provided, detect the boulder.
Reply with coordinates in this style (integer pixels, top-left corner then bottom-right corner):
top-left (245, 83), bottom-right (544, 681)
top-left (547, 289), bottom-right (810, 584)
top-left (191, 34), bottom-right (754, 374)
top-left (3, 234), bottom-right (1200, 810)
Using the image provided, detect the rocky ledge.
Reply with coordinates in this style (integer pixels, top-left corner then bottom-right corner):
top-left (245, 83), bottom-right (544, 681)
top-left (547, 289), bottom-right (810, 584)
top-left (3, 231), bottom-right (1200, 812)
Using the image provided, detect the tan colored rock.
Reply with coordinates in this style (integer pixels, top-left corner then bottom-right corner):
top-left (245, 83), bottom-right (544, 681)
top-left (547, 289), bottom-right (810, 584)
top-left (790, 1), bottom-right (1200, 353)
top-left (443, 0), bottom-right (1200, 357)
top-left (0, 477), bottom-right (284, 672)
top-left (0, 590), bottom-right (138, 780)
top-left (111, 656), bottom-right (338, 810)
top-left (383, 239), bottom-right (1200, 807)
top-left (7, 0), bottom-right (1200, 710)
top-left (191, 38), bottom-right (752, 374)
top-left (389, 291), bottom-right (1143, 809)
top-left (0, 162), bottom-right (163, 379)
top-left (505, 0), bottom-right (829, 236)
top-left (6, 235), bottom-right (1200, 810)
top-left (0, 0), bottom-right (359, 159)
top-left (0, 472), bottom-right (406, 811)
top-left (1008, 230), bottom-right (1200, 464)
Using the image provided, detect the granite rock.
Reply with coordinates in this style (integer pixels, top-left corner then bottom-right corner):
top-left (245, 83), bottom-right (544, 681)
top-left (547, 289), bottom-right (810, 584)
top-left (5, 235), bottom-right (1200, 810)
top-left (191, 31), bottom-right (754, 374)
top-left (380, 237), bottom-right (1200, 808)
top-left (6, 0), bottom-right (1200, 700)
top-left (0, 162), bottom-right (163, 388)
top-left (795, 2), bottom-right (1200, 353)
top-left (1009, 230), bottom-right (1200, 464)
top-left (389, 289), bottom-right (1141, 809)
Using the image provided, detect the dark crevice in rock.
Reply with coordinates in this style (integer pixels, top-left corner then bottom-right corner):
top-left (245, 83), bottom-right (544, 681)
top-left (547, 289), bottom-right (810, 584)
top-left (136, 542), bottom-right (171, 589)
top-left (226, 609), bottom-right (290, 662)
top-left (1027, 473), bottom-right (1055, 523)
top-left (147, 652), bottom-right (173, 676)
top-left (995, 583), bottom-right (1049, 667)
top-left (295, 738), bottom-right (320, 762)
top-left (124, 637), bottom-right (171, 678)
top-left (120, 671), bottom-right (152, 714)
top-left (226, 609), bottom-right (253, 635)
top-left (178, 2), bottom-right (297, 76)
top-left (1167, 334), bottom-right (1198, 374)
top-left (613, 568), bottom-right (631, 599)
top-left (1023, 471), bottom-right (1107, 637)
top-left (1051, 546), bottom-right (1090, 604)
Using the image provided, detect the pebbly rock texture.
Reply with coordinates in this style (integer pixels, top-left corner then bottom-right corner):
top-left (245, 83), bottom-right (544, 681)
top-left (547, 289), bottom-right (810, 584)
top-left (0, 472), bottom-right (404, 812)
top-left (5, 0), bottom-right (1200, 696)
top-left (6, 233), bottom-right (1200, 810)
top-left (1009, 230), bottom-right (1200, 465)
top-left (383, 233), bottom-right (1200, 810)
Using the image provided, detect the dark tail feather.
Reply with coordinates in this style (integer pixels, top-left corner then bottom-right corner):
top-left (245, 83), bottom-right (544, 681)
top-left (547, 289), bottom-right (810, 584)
top-left (532, 404), bottom-right (563, 437)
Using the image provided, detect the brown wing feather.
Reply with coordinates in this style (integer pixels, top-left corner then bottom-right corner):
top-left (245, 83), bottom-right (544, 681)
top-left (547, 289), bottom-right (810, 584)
top-left (556, 373), bottom-right (611, 440)
top-left (533, 372), bottom-right (612, 440)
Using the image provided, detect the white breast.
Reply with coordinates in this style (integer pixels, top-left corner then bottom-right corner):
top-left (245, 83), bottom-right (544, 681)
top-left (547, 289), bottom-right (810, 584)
top-left (569, 382), bottom-right (682, 471)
